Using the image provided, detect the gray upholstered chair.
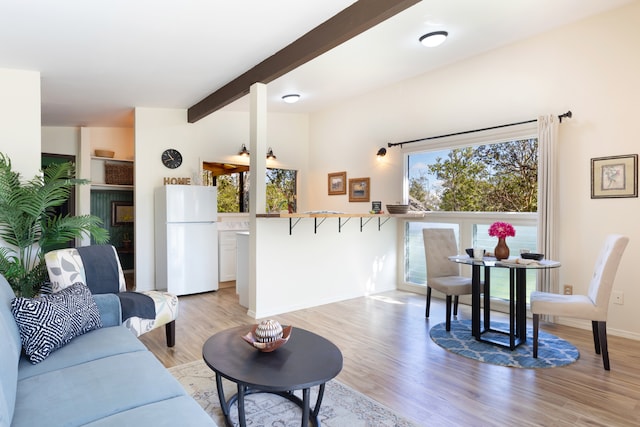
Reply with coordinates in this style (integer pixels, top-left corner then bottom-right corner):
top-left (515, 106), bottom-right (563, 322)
top-left (531, 234), bottom-right (629, 370)
top-left (423, 228), bottom-right (480, 331)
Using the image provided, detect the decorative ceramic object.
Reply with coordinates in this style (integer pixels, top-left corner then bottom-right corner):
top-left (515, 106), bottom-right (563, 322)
top-left (386, 204), bottom-right (409, 214)
top-left (488, 221), bottom-right (515, 260)
top-left (255, 319), bottom-right (283, 342)
top-left (521, 252), bottom-right (544, 261)
top-left (242, 323), bottom-right (292, 352)
top-left (494, 238), bottom-right (510, 260)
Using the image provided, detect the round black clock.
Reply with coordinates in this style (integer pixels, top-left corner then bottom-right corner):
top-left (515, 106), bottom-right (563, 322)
top-left (161, 149), bottom-right (182, 169)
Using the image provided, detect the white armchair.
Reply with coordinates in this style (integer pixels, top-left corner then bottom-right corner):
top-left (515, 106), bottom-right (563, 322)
top-left (45, 245), bottom-right (179, 346)
top-left (531, 234), bottom-right (629, 370)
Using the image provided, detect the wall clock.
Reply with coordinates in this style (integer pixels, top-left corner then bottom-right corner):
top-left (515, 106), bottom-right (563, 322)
top-left (161, 149), bottom-right (182, 169)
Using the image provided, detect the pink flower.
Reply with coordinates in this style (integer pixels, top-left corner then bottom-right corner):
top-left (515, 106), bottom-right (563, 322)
top-left (488, 221), bottom-right (516, 239)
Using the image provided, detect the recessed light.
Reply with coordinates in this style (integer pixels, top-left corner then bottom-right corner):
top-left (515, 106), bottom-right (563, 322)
top-left (419, 31), bottom-right (448, 47)
top-left (282, 94), bottom-right (301, 104)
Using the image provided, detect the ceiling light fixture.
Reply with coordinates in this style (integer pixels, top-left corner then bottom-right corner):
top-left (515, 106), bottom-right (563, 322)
top-left (282, 94), bottom-right (301, 104)
top-left (266, 147), bottom-right (277, 160)
top-left (238, 144), bottom-right (250, 156)
top-left (419, 31), bottom-right (448, 47)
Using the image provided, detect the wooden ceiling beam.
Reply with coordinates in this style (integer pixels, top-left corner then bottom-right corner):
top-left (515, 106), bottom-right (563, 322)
top-left (187, 0), bottom-right (420, 123)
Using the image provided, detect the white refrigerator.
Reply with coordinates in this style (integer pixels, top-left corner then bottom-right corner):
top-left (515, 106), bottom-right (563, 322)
top-left (155, 185), bottom-right (219, 295)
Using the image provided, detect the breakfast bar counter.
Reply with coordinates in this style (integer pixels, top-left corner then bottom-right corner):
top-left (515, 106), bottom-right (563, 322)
top-left (256, 212), bottom-right (424, 235)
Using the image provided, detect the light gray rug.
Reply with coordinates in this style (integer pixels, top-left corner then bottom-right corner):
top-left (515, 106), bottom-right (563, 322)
top-left (169, 360), bottom-right (420, 427)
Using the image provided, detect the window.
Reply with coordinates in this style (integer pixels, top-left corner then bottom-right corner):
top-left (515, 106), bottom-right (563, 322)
top-left (404, 138), bottom-right (539, 302)
top-left (408, 139), bottom-right (538, 212)
top-left (204, 162), bottom-right (297, 213)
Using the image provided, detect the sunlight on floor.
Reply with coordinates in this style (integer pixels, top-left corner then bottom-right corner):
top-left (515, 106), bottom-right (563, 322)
top-left (368, 294), bottom-right (406, 305)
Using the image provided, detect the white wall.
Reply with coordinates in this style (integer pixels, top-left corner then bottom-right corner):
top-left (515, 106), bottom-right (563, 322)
top-left (0, 68), bottom-right (41, 178)
top-left (253, 216), bottom-right (397, 318)
top-left (307, 2), bottom-right (640, 339)
top-left (86, 127), bottom-right (134, 160)
top-left (42, 127), bottom-right (79, 156)
top-left (133, 107), bottom-right (310, 292)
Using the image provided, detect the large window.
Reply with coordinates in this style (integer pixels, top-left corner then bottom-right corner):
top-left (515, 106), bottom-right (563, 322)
top-left (405, 138), bottom-right (539, 302)
top-left (408, 139), bottom-right (538, 212)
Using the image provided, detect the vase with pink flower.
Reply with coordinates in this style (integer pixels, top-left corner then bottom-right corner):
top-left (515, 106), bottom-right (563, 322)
top-left (488, 221), bottom-right (516, 260)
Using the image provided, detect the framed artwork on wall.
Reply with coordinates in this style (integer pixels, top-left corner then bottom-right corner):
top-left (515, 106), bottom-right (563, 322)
top-left (328, 171), bottom-right (347, 195)
top-left (591, 154), bottom-right (638, 199)
top-left (111, 201), bottom-right (134, 226)
top-left (349, 177), bottom-right (370, 202)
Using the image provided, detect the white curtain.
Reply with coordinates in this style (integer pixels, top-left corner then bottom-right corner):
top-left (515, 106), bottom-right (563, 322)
top-left (537, 115), bottom-right (559, 295)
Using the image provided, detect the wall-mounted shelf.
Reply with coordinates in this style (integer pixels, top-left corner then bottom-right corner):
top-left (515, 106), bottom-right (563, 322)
top-left (257, 212), bottom-right (425, 235)
top-left (90, 156), bottom-right (134, 189)
top-left (91, 156), bottom-right (133, 163)
top-left (91, 183), bottom-right (134, 190)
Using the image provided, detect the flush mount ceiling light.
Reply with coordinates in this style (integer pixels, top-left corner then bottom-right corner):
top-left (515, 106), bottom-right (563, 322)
top-left (238, 144), bottom-right (250, 156)
top-left (266, 147), bottom-right (277, 160)
top-left (282, 94), bottom-right (301, 104)
top-left (419, 31), bottom-right (448, 47)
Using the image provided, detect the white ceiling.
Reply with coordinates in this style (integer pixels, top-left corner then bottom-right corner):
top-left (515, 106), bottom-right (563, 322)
top-left (0, 0), bottom-right (633, 127)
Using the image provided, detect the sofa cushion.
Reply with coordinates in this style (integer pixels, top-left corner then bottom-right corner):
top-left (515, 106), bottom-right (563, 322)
top-left (81, 395), bottom-right (217, 426)
top-left (92, 293), bottom-right (122, 327)
top-left (0, 275), bottom-right (25, 424)
top-left (12, 351), bottom-right (200, 427)
top-left (11, 282), bottom-right (102, 364)
top-left (0, 314), bottom-right (20, 426)
top-left (18, 324), bottom-right (146, 380)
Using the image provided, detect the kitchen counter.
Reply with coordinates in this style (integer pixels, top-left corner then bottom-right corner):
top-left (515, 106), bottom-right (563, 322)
top-left (255, 212), bottom-right (425, 234)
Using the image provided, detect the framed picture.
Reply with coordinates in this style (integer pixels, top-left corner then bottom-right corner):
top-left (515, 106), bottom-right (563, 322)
top-left (111, 201), bottom-right (134, 226)
top-left (349, 177), bottom-right (370, 202)
top-left (591, 154), bottom-right (638, 199)
top-left (328, 171), bottom-right (347, 195)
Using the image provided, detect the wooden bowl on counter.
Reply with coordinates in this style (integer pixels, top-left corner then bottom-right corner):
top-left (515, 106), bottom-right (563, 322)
top-left (386, 204), bottom-right (409, 214)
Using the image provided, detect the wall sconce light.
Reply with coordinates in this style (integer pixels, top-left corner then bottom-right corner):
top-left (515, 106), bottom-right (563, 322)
top-left (376, 147), bottom-right (387, 158)
top-left (238, 144), bottom-right (250, 156)
top-left (419, 31), bottom-right (448, 47)
top-left (266, 147), bottom-right (277, 160)
top-left (282, 94), bottom-right (301, 104)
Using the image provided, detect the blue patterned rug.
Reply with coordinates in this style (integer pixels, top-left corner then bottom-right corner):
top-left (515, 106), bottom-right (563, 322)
top-left (430, 320), bottom-right (579, 368)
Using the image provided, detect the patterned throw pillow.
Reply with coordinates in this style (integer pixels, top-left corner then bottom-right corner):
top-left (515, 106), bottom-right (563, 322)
top-left (11, 282), bottom-right (103, 364)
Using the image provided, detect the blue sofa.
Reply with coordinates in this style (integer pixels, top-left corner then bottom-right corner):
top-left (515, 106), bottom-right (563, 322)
top-left (0, 274), bottom-right (216, 427)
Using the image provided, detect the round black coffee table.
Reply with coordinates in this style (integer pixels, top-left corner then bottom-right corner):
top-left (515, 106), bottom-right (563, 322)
top-left (202, 325), bottom-right (343, 427)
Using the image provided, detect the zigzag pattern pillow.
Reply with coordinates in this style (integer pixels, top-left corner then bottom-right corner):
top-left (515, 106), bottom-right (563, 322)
top-left (11, 282), bottom-right (102, 364)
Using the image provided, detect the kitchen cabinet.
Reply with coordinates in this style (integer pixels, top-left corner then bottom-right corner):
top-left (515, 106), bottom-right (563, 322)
top-left (218, 230), bottom-right (238, 282)
top-left (236, 232), bottom-right (249, 308)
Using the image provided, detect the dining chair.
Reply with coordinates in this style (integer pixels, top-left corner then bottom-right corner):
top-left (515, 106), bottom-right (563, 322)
top-left (531, 234), bottom-right (629, 370)
top-left (423, 228), bottom-right (479, 331)
top-left (45, 244), bottom-right (179, 346)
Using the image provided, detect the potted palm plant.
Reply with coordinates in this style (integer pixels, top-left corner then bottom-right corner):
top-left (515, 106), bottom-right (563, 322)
top-left (0, 153), bottom-right (109, 297)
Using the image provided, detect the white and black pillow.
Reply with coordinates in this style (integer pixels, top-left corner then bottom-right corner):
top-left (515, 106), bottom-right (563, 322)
top-left (11, 282), bottom-right (102, 364)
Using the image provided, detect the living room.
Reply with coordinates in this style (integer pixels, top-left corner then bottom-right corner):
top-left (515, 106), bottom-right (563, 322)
top-left (17, 1), bottom-right (633, 340)
top-left (2, 1), bottom-right (640, 424)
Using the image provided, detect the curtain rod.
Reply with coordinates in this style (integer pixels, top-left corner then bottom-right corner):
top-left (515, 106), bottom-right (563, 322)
top-left (387, 110), bottom-right (572, 148)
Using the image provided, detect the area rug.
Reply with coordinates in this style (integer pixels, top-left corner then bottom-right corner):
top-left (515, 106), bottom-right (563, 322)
top-left (429, 320), bottom-right (579, 368)
top-left (169, 360), bottom-right (420, 427)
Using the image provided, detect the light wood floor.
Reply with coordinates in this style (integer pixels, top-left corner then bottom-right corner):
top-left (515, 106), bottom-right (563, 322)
top-left (139, 286), bottom-right (640, 426)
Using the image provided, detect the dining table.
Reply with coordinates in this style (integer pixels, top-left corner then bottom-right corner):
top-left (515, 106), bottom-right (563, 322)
top-left (448, 255), bottom-right (561, 350)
